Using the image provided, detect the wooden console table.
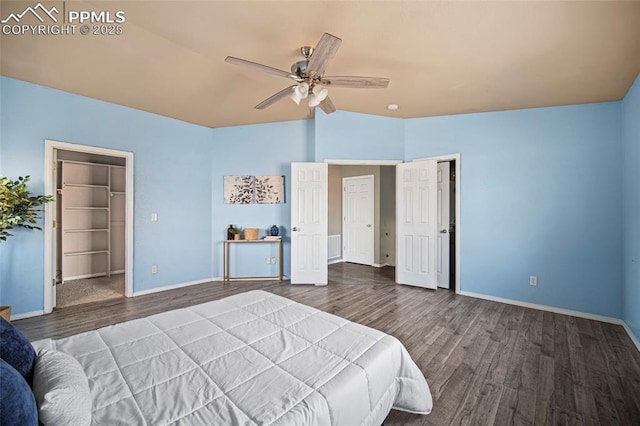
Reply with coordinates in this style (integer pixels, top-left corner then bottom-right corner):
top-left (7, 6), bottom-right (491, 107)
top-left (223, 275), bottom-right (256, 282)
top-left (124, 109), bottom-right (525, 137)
top-left (223, 239), bottom-right (283, 282)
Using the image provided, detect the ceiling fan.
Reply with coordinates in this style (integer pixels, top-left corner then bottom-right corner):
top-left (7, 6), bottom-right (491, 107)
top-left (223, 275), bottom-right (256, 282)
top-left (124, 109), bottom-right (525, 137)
top-left (225, 33), bottom-right (389, 114)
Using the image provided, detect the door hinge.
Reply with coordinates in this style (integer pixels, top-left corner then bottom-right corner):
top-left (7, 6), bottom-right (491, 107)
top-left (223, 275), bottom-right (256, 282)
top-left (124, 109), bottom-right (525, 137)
top-left (52, 278), bottom-right (56, 287)
top-left (52, 162), bottom-right (57, 171)
top-left (52, 220), bottom-right (56, 229)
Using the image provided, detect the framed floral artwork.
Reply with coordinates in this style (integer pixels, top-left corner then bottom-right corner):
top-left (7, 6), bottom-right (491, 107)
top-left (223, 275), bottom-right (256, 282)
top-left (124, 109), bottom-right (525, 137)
top-left (224, 175), bottom-right (254, 204)
top-left (255, 175), bottom-right (284, 204)
top-left (223, 175), bottom-right (284, 204)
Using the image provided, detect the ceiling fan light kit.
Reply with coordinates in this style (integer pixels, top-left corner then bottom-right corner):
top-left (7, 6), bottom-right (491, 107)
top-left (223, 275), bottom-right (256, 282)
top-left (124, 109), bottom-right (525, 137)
top-left (290, 82), bottom-right (310, 104)
top-left (308, 85), bottom-right (329, 107)
top-left (225, 33), bottom-right (389, 114)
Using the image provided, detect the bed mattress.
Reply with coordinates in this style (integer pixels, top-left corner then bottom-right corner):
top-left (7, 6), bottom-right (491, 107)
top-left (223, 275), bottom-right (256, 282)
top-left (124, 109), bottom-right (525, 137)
top-left (34, 290), bottom-right (432, 425)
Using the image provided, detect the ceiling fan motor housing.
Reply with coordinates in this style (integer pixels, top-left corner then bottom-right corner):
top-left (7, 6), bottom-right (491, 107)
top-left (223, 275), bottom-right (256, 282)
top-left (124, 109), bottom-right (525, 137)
top-left (291, 60), bottom-right (309, 77)
top-left (291, 46), bottom-right (316, 77)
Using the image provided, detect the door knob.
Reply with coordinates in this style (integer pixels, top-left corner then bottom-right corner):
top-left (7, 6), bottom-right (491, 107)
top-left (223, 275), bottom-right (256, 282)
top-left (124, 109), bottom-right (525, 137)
top-left (366, 224), bottom-right (372, 228)
top-left (292, 227), bottom-right (299, 232)
top-left (440, 229), bottom-right (448, 234)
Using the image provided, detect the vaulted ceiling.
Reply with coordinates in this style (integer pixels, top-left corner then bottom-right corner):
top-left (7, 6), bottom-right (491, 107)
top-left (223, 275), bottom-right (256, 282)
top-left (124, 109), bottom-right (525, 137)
top-left (1, 1), bottom-right (639, 128)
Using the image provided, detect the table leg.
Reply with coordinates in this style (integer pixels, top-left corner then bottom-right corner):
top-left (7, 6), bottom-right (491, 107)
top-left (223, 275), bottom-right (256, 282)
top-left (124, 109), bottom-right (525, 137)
top-left (224, 241), bottom-right (229, 284)
top-left (278, 240), bottom-right (283, 281)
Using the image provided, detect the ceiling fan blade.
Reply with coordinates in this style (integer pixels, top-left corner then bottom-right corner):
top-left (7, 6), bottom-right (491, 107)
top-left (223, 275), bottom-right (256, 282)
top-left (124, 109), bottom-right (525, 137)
top-left (225, 56), bottom-right (299, 80)
top-left (306, 33), bottom-right (342, 78)
top-left (255, 85), bottom-right (296, 109)
top-left (319, 96), bottom-right (336, 114)
top-left (321, 76), bottom-right (389, 88)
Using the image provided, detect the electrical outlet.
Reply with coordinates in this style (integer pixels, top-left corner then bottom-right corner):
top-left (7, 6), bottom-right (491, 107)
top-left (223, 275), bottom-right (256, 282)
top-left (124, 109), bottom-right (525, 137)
top-left (151, 265), bottom-right (157, 274)
top-left (529, 276), bottom-right (537, 286)
top-left (265, 257), bottom-right (271, 264)
top-left (151, 213), bottom-right (158, 222)
top-left (271, 257), bottom-right (276, 264)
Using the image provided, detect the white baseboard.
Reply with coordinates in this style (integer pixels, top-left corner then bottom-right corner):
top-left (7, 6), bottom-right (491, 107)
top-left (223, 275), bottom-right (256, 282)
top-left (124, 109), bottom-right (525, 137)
top-left (372, 263), bottom-right (389, 268)
top-left (328, 258), bottom-right (343, 265)
top-left (11, 310), bottom-right (45, 321)
top-left (133, 277), bottom-right (216, 296)
top-left (458, 291), bottom-right (623, 325)
top-left (110, 270), bottom-right (125, 275)
top-left (622, 322), bottom-right (640, 353)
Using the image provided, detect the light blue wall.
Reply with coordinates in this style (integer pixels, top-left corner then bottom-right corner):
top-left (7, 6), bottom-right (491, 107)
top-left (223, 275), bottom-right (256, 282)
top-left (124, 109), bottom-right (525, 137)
top-left (0, 77), bottom-right (213, 314)
top-left (1, 76), bottom-right (635, 325)
top-left (211, 120), bottom-right (313, 278)
top-left (405, 103), bottom-right (623, 318)
top-left (314, 110), bottom-right (404, 161)
top-left (622, 74), bottom-right (640, 341)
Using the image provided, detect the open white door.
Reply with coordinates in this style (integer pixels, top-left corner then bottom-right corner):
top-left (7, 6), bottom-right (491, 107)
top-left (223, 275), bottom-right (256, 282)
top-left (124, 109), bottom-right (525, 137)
top-left (291, 162), bottom-right (328, 285)
top-left (437, 162), bottom-right (450, 288)
top-left (396, 160), bottom-right (437, 289)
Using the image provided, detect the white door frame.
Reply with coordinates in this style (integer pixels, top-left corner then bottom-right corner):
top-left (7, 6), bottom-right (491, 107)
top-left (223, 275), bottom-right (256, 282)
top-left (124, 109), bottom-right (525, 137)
top-left (43, 140), bottom-right (134, 314)
top-left (414, 154), bottom-right (461, 294)
top-left (342, 174), bottom-right (375, 266)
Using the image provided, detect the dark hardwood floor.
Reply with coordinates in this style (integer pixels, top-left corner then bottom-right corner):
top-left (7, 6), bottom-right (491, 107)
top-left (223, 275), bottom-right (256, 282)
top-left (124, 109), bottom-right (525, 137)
top-left (14, 263), bottom-right (640, 425)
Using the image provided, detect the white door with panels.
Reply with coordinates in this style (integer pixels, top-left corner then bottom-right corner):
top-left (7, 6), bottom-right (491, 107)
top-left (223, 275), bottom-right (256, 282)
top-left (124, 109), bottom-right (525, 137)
top-left (342, 175), bottom-right (374, 266)
top-left (290, 162), bottom-right (328, 285)
top-left (436, 162), bottom-right (450, 288)
top-left (396, 160), bottom-right (437, 289)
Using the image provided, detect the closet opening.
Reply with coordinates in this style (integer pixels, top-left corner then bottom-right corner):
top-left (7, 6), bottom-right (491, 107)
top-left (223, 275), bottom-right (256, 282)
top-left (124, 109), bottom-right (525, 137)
top-left (55, 151), bottom-right (125, 307)
top-left (44, 140), bottom-right (134, 313)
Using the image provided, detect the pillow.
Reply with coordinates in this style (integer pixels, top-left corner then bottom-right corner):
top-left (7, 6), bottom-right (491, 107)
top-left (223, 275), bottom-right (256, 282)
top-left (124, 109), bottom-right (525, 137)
top-left (31, 338), bottom-right (54, 354)
top-left (0, 316), bottom-right (36, 385)
top-left (0, 359), bottom-right (38, 426)
top-left (32, 349), bottom-right (92, 426)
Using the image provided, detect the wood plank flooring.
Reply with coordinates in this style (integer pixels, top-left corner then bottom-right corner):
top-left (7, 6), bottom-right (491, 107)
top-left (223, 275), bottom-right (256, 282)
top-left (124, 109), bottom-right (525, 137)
top-left (14, 263), bottom-right (640, 425)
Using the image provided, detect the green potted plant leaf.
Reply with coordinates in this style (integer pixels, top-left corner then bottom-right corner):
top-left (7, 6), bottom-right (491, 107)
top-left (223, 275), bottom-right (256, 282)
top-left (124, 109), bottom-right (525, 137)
top-left (0, 175), bottom-right (54, 320)
top-left (229, 226), bottom-right (243, 240)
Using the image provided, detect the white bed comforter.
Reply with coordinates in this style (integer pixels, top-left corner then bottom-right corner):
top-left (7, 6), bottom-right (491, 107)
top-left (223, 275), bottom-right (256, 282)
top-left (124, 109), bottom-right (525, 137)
top-left (34, 290), bottom-right (432, 425)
